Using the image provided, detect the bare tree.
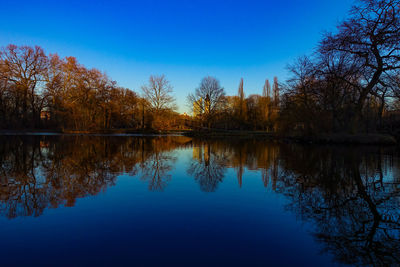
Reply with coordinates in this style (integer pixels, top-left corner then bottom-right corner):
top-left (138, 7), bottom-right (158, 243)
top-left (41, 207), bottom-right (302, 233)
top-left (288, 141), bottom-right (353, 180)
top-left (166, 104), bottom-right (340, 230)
top-left (141, 75), bottom-right (177, 130)
top-left (187, 76), bottom-right (226, 128)
top-left (320, 0), bottom-right (400, 131)
top-left (0, 45), bottom-right (48, 127)
top-left (273, 76), bottom-right (279, 106)
top-left (141, 75), bottom-right (176, 113)
top-left (260, 79), bottom-right (272, 130)
top-left (262, 79), bottom-right (271, 98)
top-left (237, 78), bottom-right (246, 120)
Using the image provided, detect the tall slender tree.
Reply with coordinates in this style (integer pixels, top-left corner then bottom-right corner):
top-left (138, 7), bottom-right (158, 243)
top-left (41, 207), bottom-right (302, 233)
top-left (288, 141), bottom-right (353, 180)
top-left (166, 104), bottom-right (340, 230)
top-left (273, 76), bottom-right (279, 106)
top-left (262, 79), bottom-right (271, 98)
top-left (237, 78), bottom-right (246, 120)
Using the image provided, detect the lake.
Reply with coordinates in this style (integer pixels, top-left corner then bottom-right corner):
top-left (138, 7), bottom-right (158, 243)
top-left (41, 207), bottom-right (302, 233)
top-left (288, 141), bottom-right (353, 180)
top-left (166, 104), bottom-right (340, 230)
top-left (0, 135), bottom-right (399, 266)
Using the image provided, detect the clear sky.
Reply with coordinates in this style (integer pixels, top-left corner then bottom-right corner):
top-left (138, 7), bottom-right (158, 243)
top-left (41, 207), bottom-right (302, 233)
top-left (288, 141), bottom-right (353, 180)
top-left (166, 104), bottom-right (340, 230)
top-left (0, 0), bottom-right (354, 113)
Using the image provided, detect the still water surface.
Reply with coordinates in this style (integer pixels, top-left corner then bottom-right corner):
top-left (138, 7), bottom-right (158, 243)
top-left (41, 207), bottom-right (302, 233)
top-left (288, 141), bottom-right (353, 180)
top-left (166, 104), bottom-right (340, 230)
top-left (0, 135), bottom-right (399, 266)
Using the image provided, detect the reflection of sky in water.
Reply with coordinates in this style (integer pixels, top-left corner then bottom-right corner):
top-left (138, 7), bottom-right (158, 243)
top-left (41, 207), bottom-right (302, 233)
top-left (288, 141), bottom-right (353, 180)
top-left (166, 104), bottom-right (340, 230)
top-left (0, 136), bottom-right (398, 266)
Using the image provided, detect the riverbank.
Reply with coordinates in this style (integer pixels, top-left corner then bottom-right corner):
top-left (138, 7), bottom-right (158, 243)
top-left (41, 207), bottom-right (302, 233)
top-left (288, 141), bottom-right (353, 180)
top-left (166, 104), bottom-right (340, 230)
top-left (0, 129), bottom-right (397, 145)
top-left (183, 130), bottom-right (397, 145)
top-left (0, 129), bottom-right (185, 135)
top-left (284, 133), bottom-right (397, 145)
top-left (183, 130), bottom-right (276, 139)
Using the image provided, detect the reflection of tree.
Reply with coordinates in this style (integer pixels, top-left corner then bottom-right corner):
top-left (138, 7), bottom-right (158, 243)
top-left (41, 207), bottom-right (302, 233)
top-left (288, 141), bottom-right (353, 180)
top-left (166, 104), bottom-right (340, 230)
top-left (139, 150), bottom-right (176, 191)
top-left (273, 146), bottom-right (400, 266)
top-left (188, 140), bottom-right (400, 265)
top-left (187, 143), bottom-right (227, 192)
top-left (0, 135), bottom-right (190, 218)
top-left (190, 139), bottom-right (280, 190)
top-left (1, 135), bottom-right (400, 266)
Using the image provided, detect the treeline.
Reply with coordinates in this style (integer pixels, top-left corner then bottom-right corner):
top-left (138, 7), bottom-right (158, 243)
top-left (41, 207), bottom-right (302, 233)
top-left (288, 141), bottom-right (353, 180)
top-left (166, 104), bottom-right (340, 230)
top-left (1, 0), bottom-right (400, 135)
top-left (188, 0), bottom-right (400, 135)
top-left (0, 46), bottom-right (182, 131)
top-left (279, 0), bottom-right (400, 135)
top-left (187, 76), bottom-right (281, 131)
top-left (0, 42), bottom-right (282, 132)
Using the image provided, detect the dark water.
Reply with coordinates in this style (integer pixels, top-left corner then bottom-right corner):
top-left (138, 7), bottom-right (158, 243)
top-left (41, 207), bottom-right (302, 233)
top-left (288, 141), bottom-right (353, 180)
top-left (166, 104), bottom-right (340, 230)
top-left (0, 135), bottom-right (399, 266)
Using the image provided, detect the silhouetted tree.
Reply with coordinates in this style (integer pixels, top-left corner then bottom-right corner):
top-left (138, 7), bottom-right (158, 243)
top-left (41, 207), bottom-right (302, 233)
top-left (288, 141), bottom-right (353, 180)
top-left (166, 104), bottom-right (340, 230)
top-left (0, 45), bottom-right (48, 127)
top-left (319, 0), bottom-right (400, 132)
top-left (188, 76), bottom-right (226, 129)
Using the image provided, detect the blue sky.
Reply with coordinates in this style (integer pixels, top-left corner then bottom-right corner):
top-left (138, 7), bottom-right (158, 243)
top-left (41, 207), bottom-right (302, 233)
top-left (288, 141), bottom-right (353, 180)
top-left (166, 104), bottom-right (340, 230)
top-left (0, 0), bottom-right (354, 112)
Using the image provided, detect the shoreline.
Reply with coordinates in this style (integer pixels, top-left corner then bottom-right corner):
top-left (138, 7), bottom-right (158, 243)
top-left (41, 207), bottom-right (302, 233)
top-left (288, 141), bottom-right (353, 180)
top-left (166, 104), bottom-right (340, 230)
top-left (0, 129), bottom-right (186, 135)
top-left (181, 131), bottom-right (398, 145)
top-left (0, 129), bottom-right (397, 145)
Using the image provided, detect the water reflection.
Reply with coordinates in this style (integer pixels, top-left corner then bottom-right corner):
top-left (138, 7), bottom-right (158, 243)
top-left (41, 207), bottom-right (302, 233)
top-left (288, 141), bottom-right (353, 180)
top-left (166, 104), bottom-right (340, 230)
top-left (276, 145), bottom-right (400, 266)
top-left (188, 142), bottom-right (227, 192)
top-left (0, 135), bottom-right (189, 217)
top-left (0, 135), bottom-right (399, 265)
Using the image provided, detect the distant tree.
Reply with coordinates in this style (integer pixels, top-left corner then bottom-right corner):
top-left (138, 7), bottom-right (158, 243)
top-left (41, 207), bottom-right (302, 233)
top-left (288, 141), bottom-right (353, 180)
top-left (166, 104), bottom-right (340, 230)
top-left (236, 78), bottom-right (247, 124)
top-left (0, 45), bottom-right (48, 127)
top-left (141, 75), bottom-right (176, 113)
top-left (238, 78), bottom-right (244, 101)
top-left (44, 54), bottom-right (65, 127)
top-left (280, 56), bottom-right (323, 134)
top-left (261, 79), bottom-right (272, 130)
top-left (188, 76), bottom-right (226, 128)
top-left (262, 79), bottom-right (271, 98)
top-left (273, 76), bottom-right (279, 106)
top-left (108, 87), bottom-right (140, 129)
top-left (246, 94), bottom-right (262, 130)
top-left (141, 75), bottom-right (176, 129)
